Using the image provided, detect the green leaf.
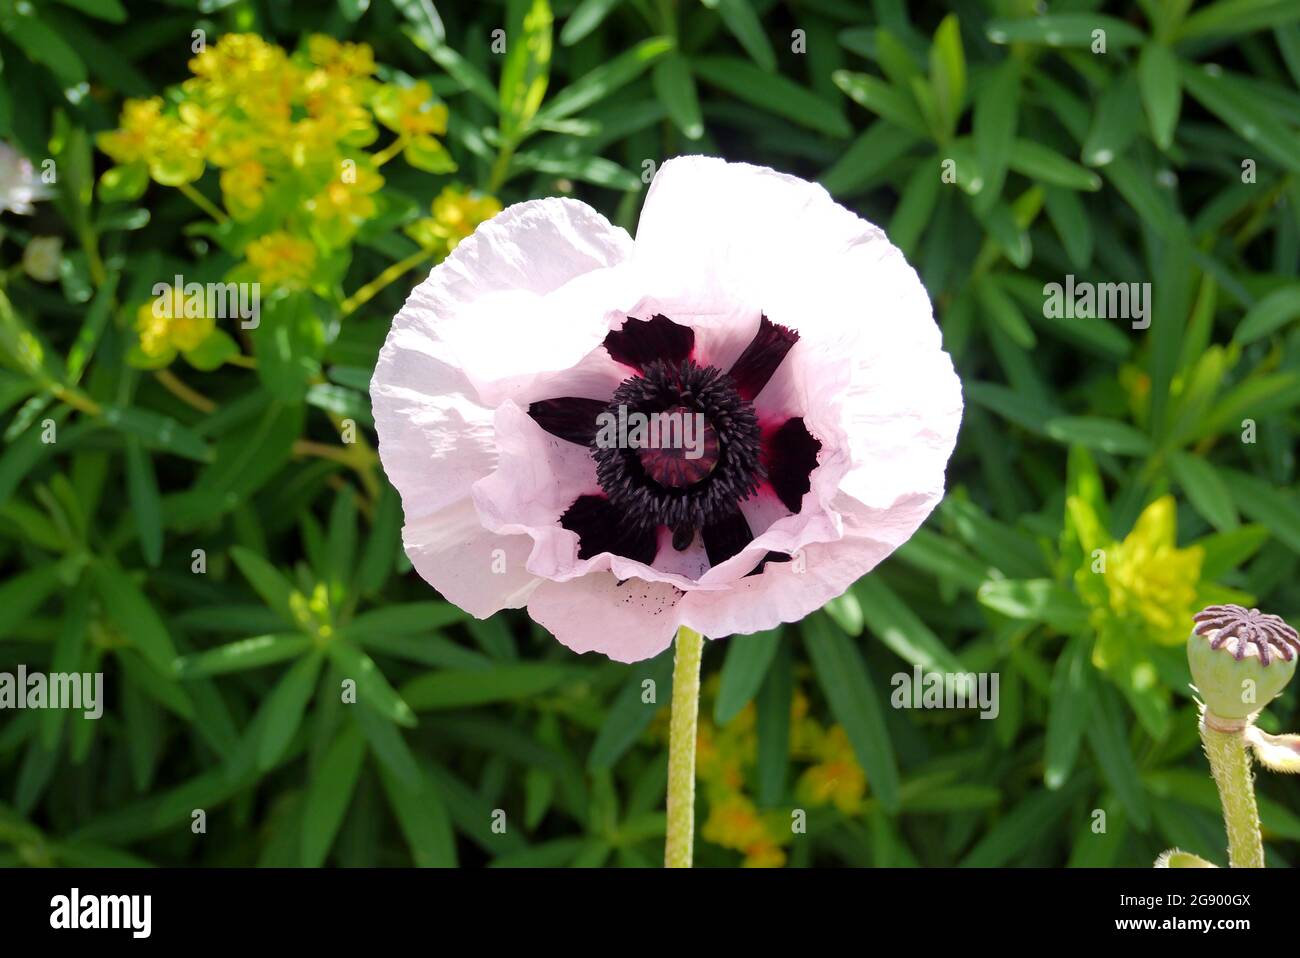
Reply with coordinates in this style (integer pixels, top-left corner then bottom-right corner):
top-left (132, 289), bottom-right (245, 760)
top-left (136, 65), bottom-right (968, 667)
top-left (855, 576), bottom-right (967, 674)
top-left (90, 562), bottom-right (178, 674)
top-left (928, 14), bottom-right (966, 139)
top-left (821, 121), bottom-right (919, 196)
top-left (1221, 470), bottom-right (1300, 553)
top-left (100, 404), bottom-right (210, 462)
top-left (347, 602), bottom-right (467, 636)
top-left (985, 15), bottom-right (1146, 49)
top-left (123, 436), bottom-right (162, 567)
top-left (326, 640), bottom-right (417, 727)
top-left (401, 664), bottom-right (572, 710)
top-left (1007, 139), bottom-right (1102, 190)
top-left (1178, 0), bottom-right (1300, 41)
top-left (587, 653), bottom-right (673, 770)
top-left (694, 58), bottom-right (852, 137)
top-left (534, 36), bottom-right (671, 126)
top-left (960, 780), bottom-right (1084, 866)
top-left (1042, 185), bottom-right (1094, 268)
top-left (653, 53), bottom-right (703, 140)
top-left (977, 579), bottom-right (1090, 632)
top-left (1044, 635), bottom-right (1091, 788)
top-left (1169, 452), bottom-right (1238, 531)
top-left (6, 11), bottom-right (87, 86)
top-left (756, 643), bottom-right (793, 806)
top-left (705, 0), bottom-right (776, 71)
top-left (1233, 286), bottom-right (1300, 344)
top-left (499, 0), bottom-right (553, 139)
top-left (976, 273), bottom-right (1035, 347)
top-left (1045, 416), bottom-right (1153, 455)
top-left (389, 0), bottom-right (445, 49)
top-left (182, 329), bottom-right (239, 372)
top-left (0, 562), bottom-right (68, 638)
top-left (831, 70), bottom-right (930, 138)
top-left (560, 0), bottom-right (622, 46)
top-left (888, 160), bottom-right (941, 255)
top-left (973, 58), bottom-right (1021, 210)
top-left (174, 634), bottom-right (311, 678)
top-left (1086, 682), bottom-right (1150, 829)
top-left (714, 629), bottom-right (781, 724)
top-left (1082, 70), bottom-right (1142, 166)
top-left (803, 613), bottom-right (900, 812)
top-left (257, 652), bottom-right (324, 770)
top-left (378, 760), bottom-right (456, 866)
top-left (1138, 44), bottom-right (1182, 150)
top-left (229, 545), bottom-right (298, 624)
top-left (301, 724), bottom-right (366, 867)
top-left (53, 0), bottom-right (128, 22)
top-left (1180, 63), bottom-right (1300, 173)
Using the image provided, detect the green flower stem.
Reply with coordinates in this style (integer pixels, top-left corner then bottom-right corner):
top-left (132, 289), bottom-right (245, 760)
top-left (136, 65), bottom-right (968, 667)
top-left (665, 624), bottom-right (703, 868)
top-left (339, 247), bottom-right (436, 320)
top-left (177, 182), bottom-right (228, 224)
top-left (1201, 715), bottom-right (1264, 868)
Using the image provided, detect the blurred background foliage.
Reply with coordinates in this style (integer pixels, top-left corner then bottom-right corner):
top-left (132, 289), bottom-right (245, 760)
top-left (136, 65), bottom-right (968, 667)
top-left (1, 0), bottom-right (1299, 867)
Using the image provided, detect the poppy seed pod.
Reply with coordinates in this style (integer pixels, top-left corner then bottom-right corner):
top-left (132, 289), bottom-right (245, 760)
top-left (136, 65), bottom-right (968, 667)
top-left (1188, 605), bottom-right (1299, 721)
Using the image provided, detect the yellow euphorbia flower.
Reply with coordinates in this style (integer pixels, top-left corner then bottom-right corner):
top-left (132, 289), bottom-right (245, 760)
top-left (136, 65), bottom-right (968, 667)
top-left (796, 726), bottom-right (867, 814)
top-left (374, 80), bottom-right (449, 138)
top-left (407, 186), bottom-right (503, 255)
top-left (245, 231), bottom-right (317, 289)
top-left (1103, 496), bottom-right (1204, 646)
top-left (132, 287), bottom-right (219, 368)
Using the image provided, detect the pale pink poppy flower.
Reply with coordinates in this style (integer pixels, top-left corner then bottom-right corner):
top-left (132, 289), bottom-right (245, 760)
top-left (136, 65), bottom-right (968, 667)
top-left (371, 157), bottom-right (962, 663)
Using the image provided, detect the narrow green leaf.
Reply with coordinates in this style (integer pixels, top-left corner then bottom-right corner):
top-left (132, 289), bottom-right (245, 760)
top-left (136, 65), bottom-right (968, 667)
top-left (653, 53), bottom-right (703, 140)
top-left (301, 724), bottom-right (366, 867)
top-left (714, 629), bottom-right (781, 724)
top-left (804, 614), bottom-right (900, 812)
top-left (985, 15), bottom-right (1146, 49)
top-left (257, 652), bottom-right (324, 770)
top-left (174, 634), bottom-right (311, 678)
top-left (326, 640), bottom-right (417, 727)
top-left (1233, 286), bottom-right (1300, 344)
top-left (1044, 635), bottom-right (1090, 788)
top-left (1138, 44), bottom-right (1182, 150)
top-left (1169, 452), bottom-right (1238, 531)
top-left (693, 58), bottom-right (851, 138)
top-left (1045, 416), bottom-right (1153, 455)
top-left (90, 562), bottom-right (178, 673)
top-left (124, 436), bottom-right (162, 567)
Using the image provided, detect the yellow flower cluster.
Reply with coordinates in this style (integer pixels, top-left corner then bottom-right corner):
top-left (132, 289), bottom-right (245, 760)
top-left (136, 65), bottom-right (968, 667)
top-left (136, 287), bottom-right (213, 359)
top-left (131, 285), bottom-right (237, 371)
top-left (406, 186), bottom-right (503, 255)
top-left (663, 678), bottom-right (869, 867)
top-left (1100, 496), bottom-right (1204, 645)
top-left (97, 33), bottom-right (458, 290)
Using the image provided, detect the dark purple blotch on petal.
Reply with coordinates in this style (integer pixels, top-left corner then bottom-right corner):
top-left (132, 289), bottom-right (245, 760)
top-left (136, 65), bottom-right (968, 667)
top-left (701, 509), bottom-right (754, 567)
top-left (528, 397), bottom-right (607, 446)
top-left (766, 417), bottom-right (821, 513)
top-left (560, 494), bottom-right (658, 565)
top-left (604, 314), bottom-right (695, 370)
top-left (728, 315), bottom-right (798, 402)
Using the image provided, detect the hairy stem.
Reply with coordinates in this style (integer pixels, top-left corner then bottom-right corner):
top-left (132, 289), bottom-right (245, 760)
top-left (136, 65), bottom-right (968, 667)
top-left (1201, 715), bottom-right (1264, 868)
top-left (665, 625), bottom-right (703, 868)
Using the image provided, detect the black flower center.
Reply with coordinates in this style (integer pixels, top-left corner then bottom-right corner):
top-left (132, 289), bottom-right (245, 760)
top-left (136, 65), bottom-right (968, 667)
top-left (593, 360), bottom-right (762, 539)
top-left (527, 313), bottom-right (820, 574)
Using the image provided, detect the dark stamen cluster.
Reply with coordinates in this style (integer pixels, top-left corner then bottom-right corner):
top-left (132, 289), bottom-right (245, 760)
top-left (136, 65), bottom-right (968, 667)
top-left (592, 359), bottom-right (762, 534)
top-left (1193, 604), bottom-right (1300, 665)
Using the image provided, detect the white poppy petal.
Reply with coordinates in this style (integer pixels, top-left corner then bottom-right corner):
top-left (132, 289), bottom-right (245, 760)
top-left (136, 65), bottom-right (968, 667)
top-left (527, 574), bottom-right (682, 663)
